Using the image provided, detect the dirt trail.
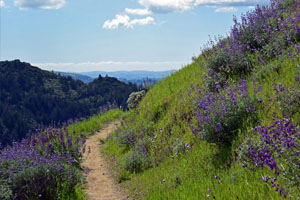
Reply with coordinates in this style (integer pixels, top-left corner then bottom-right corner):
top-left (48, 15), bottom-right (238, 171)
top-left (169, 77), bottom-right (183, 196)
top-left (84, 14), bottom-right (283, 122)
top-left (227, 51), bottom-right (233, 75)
top-left (82, 121), bottom-right (128, 200)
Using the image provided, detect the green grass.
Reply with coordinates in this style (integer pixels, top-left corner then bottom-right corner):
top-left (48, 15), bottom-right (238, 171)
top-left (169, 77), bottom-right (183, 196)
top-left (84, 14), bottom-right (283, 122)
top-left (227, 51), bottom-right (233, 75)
top-left (103, 52), bottom-right (300, 199)
top-left (61, 184), bottom-right (87, 200)
top-left (68, 109), bottom-right (124, 136)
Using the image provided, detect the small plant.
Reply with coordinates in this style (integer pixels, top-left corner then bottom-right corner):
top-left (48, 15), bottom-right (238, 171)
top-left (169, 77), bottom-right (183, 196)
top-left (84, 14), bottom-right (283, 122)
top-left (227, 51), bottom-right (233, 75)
top-left (237, 133), bottom-right (267, 168)
top-left (123, 148), bottom-right (151, 173)
top-left (273, 80), bottom-right (300, 119)
top-left (171, 138), bottom-right (186, 156)
top-left (252, 62), bottom-right (281, 81)
top-left (127, 90), bottom-right (146, 109)
top-left (117, 127), bottom-right (137, 148)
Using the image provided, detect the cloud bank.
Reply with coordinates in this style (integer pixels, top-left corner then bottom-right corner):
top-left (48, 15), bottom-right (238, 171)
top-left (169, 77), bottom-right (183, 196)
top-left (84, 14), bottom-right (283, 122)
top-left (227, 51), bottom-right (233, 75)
top-left (125, 8), bottom-right (152, 15)
top-left (103, 15), bottom-right (155, 29)
top-left (14, 0), bottom-right (66, 10)
top-left (138, 0), bottom-right (268, 13)
top-left (215, 6), bottom-right (237, 12)
top-left (34, 61), bottom-right (184, 72)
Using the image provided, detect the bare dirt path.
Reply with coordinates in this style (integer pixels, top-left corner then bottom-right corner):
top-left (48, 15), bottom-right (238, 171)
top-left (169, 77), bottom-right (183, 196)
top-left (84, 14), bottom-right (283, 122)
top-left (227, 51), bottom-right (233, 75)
top-left (82, 121), bottom-right (128, 200)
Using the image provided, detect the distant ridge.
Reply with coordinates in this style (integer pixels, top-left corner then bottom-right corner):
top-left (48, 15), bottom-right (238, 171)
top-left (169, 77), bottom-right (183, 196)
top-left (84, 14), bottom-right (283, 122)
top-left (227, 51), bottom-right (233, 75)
top-left (0, 60), bottom-right (137, 146)
top-left (55, 70), bottom-right (177, 84)
top-left (54, 71), bottom-right (95, 83)
top-left (80, 70), bottom-right (176, 79)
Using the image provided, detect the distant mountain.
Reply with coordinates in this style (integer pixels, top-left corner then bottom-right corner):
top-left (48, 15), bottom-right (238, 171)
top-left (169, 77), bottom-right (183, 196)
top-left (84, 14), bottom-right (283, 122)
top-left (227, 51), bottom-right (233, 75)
top-left (80, 70), bottom-right (177, 84)
top-left (0, 60), bottom-right (137, 146)
top-left (54, 70), bottom-right (176, 85)
top-left (54, 72), bottom-right (94, 83)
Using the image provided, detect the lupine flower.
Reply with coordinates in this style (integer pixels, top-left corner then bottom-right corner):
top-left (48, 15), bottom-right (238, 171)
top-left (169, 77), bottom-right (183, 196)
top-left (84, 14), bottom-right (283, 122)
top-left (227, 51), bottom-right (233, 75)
top-left (185, 144), bottom-right (191, 149)
top-left (295, 74), bottom-right (299, 82)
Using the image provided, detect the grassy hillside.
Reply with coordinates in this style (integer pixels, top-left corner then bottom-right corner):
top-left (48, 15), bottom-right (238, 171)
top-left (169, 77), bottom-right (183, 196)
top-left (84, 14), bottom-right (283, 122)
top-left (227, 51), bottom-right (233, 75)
top-left (104, 0), bottom-right (300, 199)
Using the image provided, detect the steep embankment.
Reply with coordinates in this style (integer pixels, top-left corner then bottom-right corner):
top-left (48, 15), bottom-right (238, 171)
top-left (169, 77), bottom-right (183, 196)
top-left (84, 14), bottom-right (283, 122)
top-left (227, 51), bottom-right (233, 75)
top-left (104, 0), bottom-right (300, 199)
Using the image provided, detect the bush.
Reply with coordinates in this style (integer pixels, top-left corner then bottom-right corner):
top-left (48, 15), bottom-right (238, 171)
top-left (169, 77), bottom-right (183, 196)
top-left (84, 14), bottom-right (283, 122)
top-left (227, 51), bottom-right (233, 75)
top-left (117, 127), bottom-right (137, 147)
top-left (203, 100), bottom-right (254, 145)
top-left (237, 133), bottom-right (267, 166)
top-left (171, 138), bottom-right (187, 156)
top-left (242, 119), bottom-right (300, 198)
top-left (252, 62), bottom-right (281, 81)
top-left (123, 149), bottom-right (151, 173)
top-left (193, 80), bottom-right (258, 145)
top-left (11, 165), bottom-right (81, 200)
top-left (273, 81), bottom-right (300, 119)
top-left (127, 90), bottom-right (146, 109)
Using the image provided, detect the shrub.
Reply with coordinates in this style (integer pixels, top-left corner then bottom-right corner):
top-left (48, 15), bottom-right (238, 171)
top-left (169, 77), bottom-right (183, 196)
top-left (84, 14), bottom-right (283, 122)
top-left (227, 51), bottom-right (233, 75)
top-left (117, 127), bottom-right (137, 147)
top-left (171, 138), bottom-right (186, 156)
top-left (11, 165), bottom-right (81, 200)
top-left (252, 62), bottom-right (281, 81)
top-left (207, 49), bottom-right (253, 82)
top-left (237, 133), bottom-right (267, 167)
top-left (243, 119), bottom-right (300, 198)
top-left (203, 100), bottom-right (254, 145)
top-left (273, 80), bottom-right (300, 119)
top-left (193, 79), bottom-right (258, 145)
top-left (127, 90), bottom-right (146, 109)
top-left (123, 149), bottom-right (151, 173)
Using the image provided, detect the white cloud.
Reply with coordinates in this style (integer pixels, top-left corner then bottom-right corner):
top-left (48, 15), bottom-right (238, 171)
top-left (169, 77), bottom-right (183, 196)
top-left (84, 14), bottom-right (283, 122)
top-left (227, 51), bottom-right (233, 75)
top-left (14, 0), bottom-right (66, 10)
top-left (138, 0), bottom-right (195, 12)
top-left (33, 61), bottom-right (184, 72)
top-left (215, 6), bottom-right (237, 12)
top-left (137, 0), bottom-right (268, 13)
top-left (0, 0), bottom-right (5, 7)
top-left (103, 15), bottom-right (155, 29)
top-left (103, 15), bottom-right (131, 29)
top-left (130, 17), bottom-right (155, 26)
top-left (125, 8), bottom-right (152, 15)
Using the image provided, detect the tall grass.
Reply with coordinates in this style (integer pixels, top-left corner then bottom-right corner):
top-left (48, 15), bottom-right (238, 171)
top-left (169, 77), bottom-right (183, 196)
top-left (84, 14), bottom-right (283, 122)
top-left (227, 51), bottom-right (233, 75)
top-left (68, 109), bottom-right (124, 136)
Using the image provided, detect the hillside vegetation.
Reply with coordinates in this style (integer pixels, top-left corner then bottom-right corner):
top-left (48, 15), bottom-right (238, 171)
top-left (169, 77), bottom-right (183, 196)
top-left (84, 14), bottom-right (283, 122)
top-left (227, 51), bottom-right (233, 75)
top-left (0, 109), bottom-right (123, 200)
top-left (104, 0), bottom-right (300, 199)
top-left (0, 60), bottom-right (137, 146)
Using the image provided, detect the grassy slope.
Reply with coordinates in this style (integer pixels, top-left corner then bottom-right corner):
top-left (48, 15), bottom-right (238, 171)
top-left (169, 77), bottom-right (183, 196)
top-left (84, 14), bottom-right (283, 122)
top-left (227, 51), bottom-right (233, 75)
top-left (102, 2), bottom-right (300, 199)
top-left (104, 52), bottom-right (300, 199)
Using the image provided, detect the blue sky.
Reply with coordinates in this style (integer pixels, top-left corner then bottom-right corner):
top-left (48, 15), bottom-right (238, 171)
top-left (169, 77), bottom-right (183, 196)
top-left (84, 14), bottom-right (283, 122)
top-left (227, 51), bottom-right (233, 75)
top-left (0, 0), bottom-right (268, 72)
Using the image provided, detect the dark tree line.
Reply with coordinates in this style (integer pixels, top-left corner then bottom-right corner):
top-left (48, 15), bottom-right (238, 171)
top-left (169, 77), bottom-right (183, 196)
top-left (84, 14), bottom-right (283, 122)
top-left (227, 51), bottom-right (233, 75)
top-left (0, 60), bottom-right (137, 146)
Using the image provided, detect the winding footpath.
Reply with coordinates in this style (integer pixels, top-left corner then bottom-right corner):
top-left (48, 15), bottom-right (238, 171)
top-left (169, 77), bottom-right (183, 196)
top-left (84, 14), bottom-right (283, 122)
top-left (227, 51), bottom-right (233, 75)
top-left (82, 121), bottom-right (129, 200)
